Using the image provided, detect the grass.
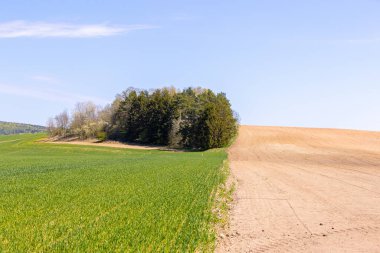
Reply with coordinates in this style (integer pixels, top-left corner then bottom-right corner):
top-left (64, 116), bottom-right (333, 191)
top-left (212, 160), bottom-right (235, 229)
top-left (0, 133), bottom-right (227, 252)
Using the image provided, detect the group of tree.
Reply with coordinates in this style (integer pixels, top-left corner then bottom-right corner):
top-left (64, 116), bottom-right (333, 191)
top-left (48, 87), bottom-right (238, 150)
top-left (47, 101), bottom-right (113, 140)
top-left (0, 121), bottom-right (46, 135)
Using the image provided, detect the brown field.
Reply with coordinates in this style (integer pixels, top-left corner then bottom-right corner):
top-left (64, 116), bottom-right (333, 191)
top-left (218, 125), bottom-right (380, 252)
top-left (42, 139), bottom-right (162, 150)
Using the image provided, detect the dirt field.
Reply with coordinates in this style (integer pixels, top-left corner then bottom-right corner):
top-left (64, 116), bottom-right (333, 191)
top-left (43, 139), bottom-right (162, 150)
top-left (218, 125), bottom-right (380, 252)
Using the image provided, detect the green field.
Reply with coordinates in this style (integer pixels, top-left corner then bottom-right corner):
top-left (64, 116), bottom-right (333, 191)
top-left (0, 134), bottom-right (227, 252)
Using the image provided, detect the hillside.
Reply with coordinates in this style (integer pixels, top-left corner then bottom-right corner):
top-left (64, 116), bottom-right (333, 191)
top-left (0, 133), bottom-right (227, 252)
top-left (218, 125), bottom-right (380, 252)
top-left (0, 121), bottom-right (46, 135)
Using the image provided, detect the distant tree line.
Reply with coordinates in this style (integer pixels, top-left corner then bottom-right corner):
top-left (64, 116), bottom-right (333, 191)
top-left (0, 121), bottom-right (46, 135)
top-left (48, 87), bottom-right (238, 150)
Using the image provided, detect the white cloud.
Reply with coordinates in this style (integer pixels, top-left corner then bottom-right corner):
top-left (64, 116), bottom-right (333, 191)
top-left (0, 83), bottom-right (108, 104)
top-left (31, 75), bottom-right (58, 83)
top-left (0, 20), bottom-right (155, 38)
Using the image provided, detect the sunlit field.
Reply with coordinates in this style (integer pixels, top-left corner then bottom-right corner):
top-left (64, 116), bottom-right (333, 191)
top-left (0, 134), bottom-right (226, 252)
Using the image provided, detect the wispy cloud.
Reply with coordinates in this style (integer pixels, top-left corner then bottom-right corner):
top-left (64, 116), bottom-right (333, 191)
top-left (0, 83), bottom-right (108, 104)
top-left (31, 75), bottom-right (58, 83)
top-left (0, 20), bottom-right (155, 38)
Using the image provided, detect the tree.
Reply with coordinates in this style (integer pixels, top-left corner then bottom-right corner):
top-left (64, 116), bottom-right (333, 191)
top-left (71, 102), bottom-right (104, 139)
top-left (54, 110), bottom-right (70, 137)
top-left (48, 86), bottom-right (238, 150)
top-left (203, 93), bottom-right (238, 148)
top-left (144, 88), bottom-right (176, 145)
top-left (177, 89), bottom-right (238, 149)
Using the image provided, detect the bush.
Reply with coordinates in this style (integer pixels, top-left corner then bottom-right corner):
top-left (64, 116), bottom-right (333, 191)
top-left (96, 131), bottom-right (107, 142)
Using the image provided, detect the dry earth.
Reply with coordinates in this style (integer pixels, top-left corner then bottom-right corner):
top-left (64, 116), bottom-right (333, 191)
top-left (218, 125), bottom-right (380, 253)
top-left (42, 139), bottom-right (162, 150)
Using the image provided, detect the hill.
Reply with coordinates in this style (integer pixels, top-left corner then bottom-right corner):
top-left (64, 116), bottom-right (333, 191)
top-left (218, 125), bottom-right (380, 252)
top-left (0, 133), bottom-right (228, 252)
top-left (0, 121), bottom-right (46, 135)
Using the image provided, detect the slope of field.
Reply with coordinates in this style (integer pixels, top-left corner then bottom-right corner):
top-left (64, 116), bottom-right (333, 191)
top-left (219, 126), bottom-right (380, 252)
top-left (0, 134), bottom-right (227, 252)
top-left (0, 121), bottom-right (46, 135)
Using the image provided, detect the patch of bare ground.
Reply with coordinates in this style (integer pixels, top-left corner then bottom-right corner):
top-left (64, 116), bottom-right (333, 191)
top-left (40, 137), bottom-right (167, 150)
top-left (217, 125), bottom-right (380, 252)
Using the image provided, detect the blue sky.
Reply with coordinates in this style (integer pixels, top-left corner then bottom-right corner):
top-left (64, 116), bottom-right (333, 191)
top-left (0, 0), bottom-right (379, 130)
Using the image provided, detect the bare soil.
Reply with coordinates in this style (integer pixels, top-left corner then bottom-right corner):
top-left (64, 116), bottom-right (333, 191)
top-left (217, 125), bottom-right (380, 252)
top-left (42, 138), bottom-right (163, 150)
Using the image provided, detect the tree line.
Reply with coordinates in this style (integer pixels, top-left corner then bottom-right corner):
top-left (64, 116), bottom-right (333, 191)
top-left (0, 121), bottom-right (46, 135)
top-left (48, 87), bottom-right (238, 150)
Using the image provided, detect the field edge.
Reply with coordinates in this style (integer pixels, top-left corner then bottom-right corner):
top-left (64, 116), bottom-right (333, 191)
top-left (209, 157), bottom-right (236, 252)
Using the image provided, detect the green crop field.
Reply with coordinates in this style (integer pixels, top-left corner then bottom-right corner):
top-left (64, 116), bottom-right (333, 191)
top-left (0, 134), bottom-right (228, 252)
